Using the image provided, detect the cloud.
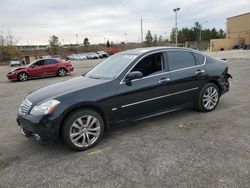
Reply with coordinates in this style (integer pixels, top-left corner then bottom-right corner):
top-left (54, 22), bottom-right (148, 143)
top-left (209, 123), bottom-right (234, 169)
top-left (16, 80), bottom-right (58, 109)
top-left (0, 0), bottom-right (249, 45)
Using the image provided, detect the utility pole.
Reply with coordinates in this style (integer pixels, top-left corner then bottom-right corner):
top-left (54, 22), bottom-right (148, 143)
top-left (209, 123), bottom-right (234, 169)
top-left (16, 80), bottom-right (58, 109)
top-left (1, 31), bottom-right (3, 46)
top-left (199, 21), bottom-right (208, 41)
top-left (173, 8), bottom-right (180, 47)
top-left (141, 18), bottom-right (143, 44)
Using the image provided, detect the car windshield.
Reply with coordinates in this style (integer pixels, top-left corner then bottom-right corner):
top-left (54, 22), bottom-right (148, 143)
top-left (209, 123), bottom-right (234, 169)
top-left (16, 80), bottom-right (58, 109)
top-left (86, 54), bottom-right (137, 79)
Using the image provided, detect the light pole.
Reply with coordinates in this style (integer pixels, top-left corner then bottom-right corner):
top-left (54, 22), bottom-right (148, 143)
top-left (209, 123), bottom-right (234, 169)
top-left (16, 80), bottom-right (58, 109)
top-left (76, 34), bottom-right (78, 45)
top-left (173, 7), bottom-right (180, 47)
top-left (125, 33), bottom-right (127, 44)
top-left (199, 21), bottom-right (208, 41)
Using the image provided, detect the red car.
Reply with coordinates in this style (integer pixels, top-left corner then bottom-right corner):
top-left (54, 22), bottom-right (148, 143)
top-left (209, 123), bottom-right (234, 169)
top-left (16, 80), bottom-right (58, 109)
top-left (7, 58), bottom-right (74, 81)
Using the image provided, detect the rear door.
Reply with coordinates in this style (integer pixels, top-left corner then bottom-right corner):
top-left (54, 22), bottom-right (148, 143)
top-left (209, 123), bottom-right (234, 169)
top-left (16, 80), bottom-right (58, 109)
top-left (165, 50), bottom-right (206, 106)
top-left (44, 59), bottom-right (59, 76)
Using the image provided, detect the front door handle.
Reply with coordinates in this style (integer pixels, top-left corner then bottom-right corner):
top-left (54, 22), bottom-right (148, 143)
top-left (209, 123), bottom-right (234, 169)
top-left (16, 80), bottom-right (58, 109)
top-left (196, 69), bottom-right (205, 75)
top-left (158, 78), bottom-right (171, 84)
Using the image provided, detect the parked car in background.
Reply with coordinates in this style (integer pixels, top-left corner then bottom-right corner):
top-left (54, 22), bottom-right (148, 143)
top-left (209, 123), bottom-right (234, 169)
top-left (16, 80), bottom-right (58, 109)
top-left (86, 53), bottom-right (99, 59)
top-left (40, 55), bottom-right (52, 59)
top-left (7, 58), bottom-right (74, 81)
top-left (17, 47), bottom-right (232, 151)
top-left (67, 54), bottom-right (88, 61)
top-left (53, 55), bottom-right (62, 59)
top-left (10, 58), bottom-right (22, 67)
top-left (97, 51), bottom-right (108, 58)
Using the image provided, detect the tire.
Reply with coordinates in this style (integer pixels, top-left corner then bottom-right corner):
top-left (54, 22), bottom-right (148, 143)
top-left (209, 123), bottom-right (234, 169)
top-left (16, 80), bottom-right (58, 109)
top-left (62, 109), bottom-right (105, 151)
top-left (57, 68), bottom-right (67, 77)
top-left (18, 72), bottom-right (29, 81)
top-left (196, 83), bottom-right (220, 112)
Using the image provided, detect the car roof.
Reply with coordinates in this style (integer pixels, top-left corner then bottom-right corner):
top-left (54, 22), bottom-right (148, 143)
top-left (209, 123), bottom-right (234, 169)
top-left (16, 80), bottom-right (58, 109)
top-left (118, 46), bottom-right (201, 56)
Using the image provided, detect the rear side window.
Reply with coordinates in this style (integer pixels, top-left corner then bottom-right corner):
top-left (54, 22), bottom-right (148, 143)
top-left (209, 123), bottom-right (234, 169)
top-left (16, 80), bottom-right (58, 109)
top-left (193, 52), bottom-right (205, 65)
top-left (45, 59), bottom-right (57, 65)
top-left (166, 51), bottom-right (196, 71)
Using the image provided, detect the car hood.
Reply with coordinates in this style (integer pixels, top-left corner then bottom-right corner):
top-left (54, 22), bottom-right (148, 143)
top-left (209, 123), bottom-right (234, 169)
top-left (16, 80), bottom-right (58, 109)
top-left (26, 76), bottom-right (110, 104)
top-left (10, 66), bottom-right (27, 72)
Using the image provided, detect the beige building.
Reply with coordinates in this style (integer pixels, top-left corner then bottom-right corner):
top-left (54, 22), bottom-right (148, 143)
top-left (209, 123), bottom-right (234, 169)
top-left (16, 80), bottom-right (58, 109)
top-left (210, 12), bottom-right (250, 51)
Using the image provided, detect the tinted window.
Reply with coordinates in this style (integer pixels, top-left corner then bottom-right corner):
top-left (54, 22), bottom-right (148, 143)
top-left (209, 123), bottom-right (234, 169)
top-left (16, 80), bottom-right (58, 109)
top-left (131, 53), bottom-right (164, 77)
top-left (45, 59), bottom-right (57, 65)
top-left (193, 52), bottom-right (205, 65)
top-left (34, 60), bottom-right (44, 66)
top-left (166, 51), bottom-right (196, 71)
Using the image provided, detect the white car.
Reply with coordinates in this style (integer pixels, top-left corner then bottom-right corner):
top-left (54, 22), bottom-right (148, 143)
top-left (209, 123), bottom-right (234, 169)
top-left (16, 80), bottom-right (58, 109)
top-left (10, 58), bottom-right (22, 67)
top-left (86, 53), bottom-right (99, 59)
top-left (97, 51), bottom-right (108, 58)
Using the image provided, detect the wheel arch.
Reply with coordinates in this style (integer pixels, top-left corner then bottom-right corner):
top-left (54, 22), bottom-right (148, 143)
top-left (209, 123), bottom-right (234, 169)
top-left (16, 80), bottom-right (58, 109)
top-left (17, 71), bottom-right (29, 79)
top-left (58, 104), bottom-right (109, 139)
top-left (207, 80), bottom-right (221, 95)
top-left (57, 67), bottom-right (68, 72)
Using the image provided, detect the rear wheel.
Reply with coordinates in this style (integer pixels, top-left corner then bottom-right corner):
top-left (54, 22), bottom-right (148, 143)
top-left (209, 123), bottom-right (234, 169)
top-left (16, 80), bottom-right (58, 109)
top-left (196, 83), bottom-right (220, 112)
top-left (18, 72), bottom-right (29, 81)
top-left (57, 68), bottom-right (67, 77)
top-left (62, 109), bottom-right (105, 151)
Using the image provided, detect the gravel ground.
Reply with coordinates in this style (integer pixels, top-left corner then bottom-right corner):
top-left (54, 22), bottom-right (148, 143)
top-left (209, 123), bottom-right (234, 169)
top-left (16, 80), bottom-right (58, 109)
top-left (0, 52), bottom-right (250, 188)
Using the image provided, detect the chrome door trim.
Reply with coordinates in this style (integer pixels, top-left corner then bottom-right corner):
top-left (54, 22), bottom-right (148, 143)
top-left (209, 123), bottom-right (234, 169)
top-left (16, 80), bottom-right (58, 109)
top-left (121, 87), bottom-right (199, 108)
top-left (119, 49), bottom-right (206, 84)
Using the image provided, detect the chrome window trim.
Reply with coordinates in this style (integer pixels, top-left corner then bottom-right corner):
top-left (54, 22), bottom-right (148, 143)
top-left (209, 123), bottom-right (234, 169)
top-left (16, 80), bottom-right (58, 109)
top-left (121, 87), bottom-right (199, 108)
top-left (119, 49), bottom-right (206, 84)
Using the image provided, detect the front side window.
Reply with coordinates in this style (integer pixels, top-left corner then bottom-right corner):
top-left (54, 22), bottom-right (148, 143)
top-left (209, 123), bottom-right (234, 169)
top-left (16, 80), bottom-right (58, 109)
top-left (34, 60), bottom-right (44, 66)
top-left (131, 53), bottom-right (164, 77)
top-left (166, 51), bottom-right (196, 71)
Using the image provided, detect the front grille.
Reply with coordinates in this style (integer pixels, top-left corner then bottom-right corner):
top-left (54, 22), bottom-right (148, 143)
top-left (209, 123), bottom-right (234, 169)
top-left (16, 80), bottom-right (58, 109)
top-left (19, 98), bottom-right (32, 115)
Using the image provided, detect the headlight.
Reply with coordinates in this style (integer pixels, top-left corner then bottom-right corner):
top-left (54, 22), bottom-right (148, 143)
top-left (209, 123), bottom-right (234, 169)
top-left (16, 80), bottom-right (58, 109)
top-left (30, 100), bottom-right (60, 115)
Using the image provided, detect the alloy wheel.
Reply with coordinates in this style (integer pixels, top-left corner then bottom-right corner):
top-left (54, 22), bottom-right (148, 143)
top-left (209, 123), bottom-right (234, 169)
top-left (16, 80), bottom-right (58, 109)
top-left (202, 86), bottom-right (219, 110)
top-left (69, 115), bottom-right (101, 148)
top-left (59, 69), bottom-right (66, 76)
top-left (19, 73), bottom-right (28, 81)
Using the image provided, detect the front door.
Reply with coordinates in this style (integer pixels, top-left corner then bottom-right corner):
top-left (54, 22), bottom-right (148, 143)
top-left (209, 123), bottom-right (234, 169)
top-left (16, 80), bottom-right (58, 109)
top-left (28, 60), bottom-right (45, 77)
top-left (110, 52), bottom-right (173, 122)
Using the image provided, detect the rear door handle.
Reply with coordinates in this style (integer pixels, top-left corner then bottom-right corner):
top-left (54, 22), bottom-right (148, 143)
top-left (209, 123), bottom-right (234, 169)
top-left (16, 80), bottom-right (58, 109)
top-left (158, 78), bottom-right (171, 84)
top-left (196, 69), bottom-right (205, 75)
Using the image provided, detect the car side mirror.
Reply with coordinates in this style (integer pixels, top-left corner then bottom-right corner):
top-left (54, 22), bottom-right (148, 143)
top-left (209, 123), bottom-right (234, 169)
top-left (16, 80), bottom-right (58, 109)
top-left (125, 71), bottom-right (143, 82)
top-left (30, 65), bottom-right (35, 68)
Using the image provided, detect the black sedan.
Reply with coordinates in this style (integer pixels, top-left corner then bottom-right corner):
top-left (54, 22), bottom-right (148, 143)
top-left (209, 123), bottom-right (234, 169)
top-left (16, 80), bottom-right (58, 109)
top-left (17, 47), bottom-right (232, 151)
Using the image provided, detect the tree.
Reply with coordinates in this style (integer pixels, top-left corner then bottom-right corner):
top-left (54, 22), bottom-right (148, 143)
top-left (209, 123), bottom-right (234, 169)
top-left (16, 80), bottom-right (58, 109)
top-left (106, 40), bottom-right (110, 47)
top-left (145, 30), bottom-right (153, 46)
top-left (170, 28), bottom-right (177, 43)
top-left (153, 34), bottom-right (158, 46)
top-left (49, 35), bottom-right (60, 55)
top-left (83, 37), bottom-right (90, 46)
top-left (158, 35), bottom-right (163, 43)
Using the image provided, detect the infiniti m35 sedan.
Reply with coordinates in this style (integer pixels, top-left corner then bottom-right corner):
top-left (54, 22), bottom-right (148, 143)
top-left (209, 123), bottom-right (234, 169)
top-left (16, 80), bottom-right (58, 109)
top-left (17, 47), bottom-right (232, 150)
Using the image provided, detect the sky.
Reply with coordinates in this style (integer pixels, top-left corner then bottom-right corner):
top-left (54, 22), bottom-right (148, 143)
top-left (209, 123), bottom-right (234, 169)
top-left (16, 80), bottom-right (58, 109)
top-left (0, 0), bottom-right (249, 45)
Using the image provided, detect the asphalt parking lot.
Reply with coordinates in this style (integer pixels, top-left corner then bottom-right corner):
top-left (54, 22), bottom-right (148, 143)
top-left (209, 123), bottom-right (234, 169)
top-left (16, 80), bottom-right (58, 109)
top-left (0, 52), bottom-right (250, 188)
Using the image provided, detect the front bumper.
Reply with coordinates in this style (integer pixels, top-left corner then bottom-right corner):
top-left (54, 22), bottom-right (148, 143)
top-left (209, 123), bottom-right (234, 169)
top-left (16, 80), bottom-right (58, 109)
top-left (7, 72), bottom-right (17, 80)
top-left (17, 113), bottom-right (60, 143)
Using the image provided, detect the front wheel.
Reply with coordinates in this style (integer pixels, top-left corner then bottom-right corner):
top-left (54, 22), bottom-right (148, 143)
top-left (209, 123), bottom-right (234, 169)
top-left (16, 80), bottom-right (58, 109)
top-left (196, 83), bottom-right (220, 112)
top-left (18, 72), bottom-right (29, 81)
top-left (62, 109), bottom-right (105, 151)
